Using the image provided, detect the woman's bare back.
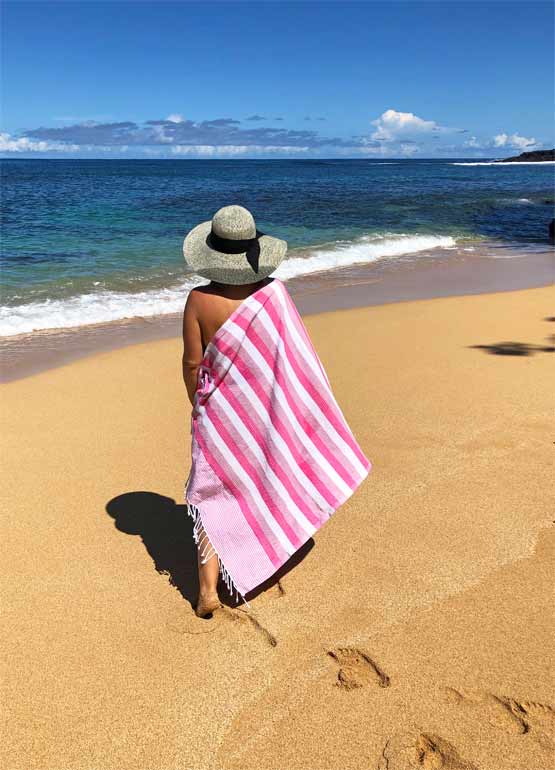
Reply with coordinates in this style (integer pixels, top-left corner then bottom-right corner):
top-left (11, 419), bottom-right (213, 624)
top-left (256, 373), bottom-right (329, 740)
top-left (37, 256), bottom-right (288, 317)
top-left (194, 277), bottom-right (272, 352)
top-left (181, 276), bottom-right (272, 405)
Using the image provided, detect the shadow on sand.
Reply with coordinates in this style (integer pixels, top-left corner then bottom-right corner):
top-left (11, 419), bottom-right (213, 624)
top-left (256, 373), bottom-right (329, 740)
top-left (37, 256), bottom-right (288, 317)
top-left (470, 340), bottom-right (555, 356)
top-left (106, 492), bottom-right (199, 605)
top-left (105, 491), bottom-right (314, 609)
top-left (470, 317), bottom-right (555, 357)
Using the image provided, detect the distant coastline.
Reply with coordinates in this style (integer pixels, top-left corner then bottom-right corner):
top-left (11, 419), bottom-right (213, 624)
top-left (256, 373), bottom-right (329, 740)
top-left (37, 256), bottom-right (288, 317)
top-left (495, 149), bottom-right (555, 163)
top-left (2, 154), bottom-right (555, 162)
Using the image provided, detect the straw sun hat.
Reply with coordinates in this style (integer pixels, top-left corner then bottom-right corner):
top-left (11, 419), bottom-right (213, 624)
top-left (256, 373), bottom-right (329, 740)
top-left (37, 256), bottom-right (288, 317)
top-left (183, 205), bottom-right (287, 285)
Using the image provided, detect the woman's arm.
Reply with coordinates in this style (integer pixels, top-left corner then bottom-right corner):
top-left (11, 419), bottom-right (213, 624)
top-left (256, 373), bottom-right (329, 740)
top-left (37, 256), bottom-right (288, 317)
top-left (182, 290), bottom-right (204, 407)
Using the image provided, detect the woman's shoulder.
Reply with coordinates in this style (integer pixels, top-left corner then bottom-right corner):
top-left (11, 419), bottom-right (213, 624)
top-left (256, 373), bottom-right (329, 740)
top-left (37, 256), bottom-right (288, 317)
top-left (192, 277), bottom-right (277, 300)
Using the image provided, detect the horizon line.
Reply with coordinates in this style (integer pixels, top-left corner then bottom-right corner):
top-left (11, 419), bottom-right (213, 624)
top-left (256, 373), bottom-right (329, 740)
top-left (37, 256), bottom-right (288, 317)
top-left (0, 155), bottom-right (535, 161)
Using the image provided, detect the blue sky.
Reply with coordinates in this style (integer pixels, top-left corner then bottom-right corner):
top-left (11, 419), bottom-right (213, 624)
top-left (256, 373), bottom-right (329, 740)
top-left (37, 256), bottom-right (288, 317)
top-left (2, 0), bottom-right (553, 158)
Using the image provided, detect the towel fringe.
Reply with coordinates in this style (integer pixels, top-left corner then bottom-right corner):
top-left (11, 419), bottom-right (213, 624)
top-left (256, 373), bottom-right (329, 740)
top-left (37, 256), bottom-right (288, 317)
top-left (185, 499), bottom-right (250, 609)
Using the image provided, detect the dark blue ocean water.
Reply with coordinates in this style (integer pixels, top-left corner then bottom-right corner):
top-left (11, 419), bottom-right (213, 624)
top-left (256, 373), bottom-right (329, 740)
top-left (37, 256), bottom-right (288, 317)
top-left (1, 158), bottom-right (553, 335)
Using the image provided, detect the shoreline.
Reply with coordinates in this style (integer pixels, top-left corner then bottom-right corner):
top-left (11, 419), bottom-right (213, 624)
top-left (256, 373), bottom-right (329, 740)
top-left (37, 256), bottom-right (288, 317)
top-left (1, 242), bottom-right (553, 383)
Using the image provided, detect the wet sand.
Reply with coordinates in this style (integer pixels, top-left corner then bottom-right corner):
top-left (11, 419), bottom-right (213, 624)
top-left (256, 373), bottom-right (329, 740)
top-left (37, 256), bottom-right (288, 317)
top-left (1, 285), bottom-right (554, 770)
top-left (1, 241), bottom-right (553, 383)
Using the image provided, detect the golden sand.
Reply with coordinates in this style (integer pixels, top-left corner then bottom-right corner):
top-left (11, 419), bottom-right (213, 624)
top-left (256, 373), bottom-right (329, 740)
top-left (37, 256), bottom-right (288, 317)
top-left (2, 286), bottom-right (554, 770)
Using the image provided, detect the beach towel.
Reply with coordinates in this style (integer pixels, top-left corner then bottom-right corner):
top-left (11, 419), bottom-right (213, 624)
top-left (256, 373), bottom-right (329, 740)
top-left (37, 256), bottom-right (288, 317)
top-left (184, 277), bottom-right (371, 605)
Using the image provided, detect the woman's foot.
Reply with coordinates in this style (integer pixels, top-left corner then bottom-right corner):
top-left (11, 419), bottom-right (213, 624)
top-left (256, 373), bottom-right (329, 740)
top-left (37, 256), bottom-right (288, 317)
top-left (195, 591), bottom-right (222, 618)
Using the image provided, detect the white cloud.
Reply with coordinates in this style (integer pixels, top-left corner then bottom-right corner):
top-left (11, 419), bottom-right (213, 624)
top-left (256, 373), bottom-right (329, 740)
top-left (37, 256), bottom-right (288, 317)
top-left (462, 132), bottom-right (541, 154)
top-left (0, 132), bottom-right (80, 153)
top-left (493, 132), bottom-right (537, 150)
top-left (463, 136), bottom-right (483, 149)
top-left (356, 144), bottom-right (388, 156)
top-left (356, 142), bottom-right (417, 158)
top-left (171, 144), bottom-right (309, 156)
top-left (371, 109), bottom-right (439, 141)
top-left (171, 145), bottom-right (220, 156)
top-left (166, 113), bottom-right (185, 123)
top-left (151, 125), bottom-right (174, 143)
top-left (75, 144), bottom-right (129, 153)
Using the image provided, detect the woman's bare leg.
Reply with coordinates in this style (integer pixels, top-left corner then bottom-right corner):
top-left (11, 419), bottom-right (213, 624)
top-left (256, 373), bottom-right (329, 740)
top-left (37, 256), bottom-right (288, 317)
top-left (195, 520), bottom-right (221, 617)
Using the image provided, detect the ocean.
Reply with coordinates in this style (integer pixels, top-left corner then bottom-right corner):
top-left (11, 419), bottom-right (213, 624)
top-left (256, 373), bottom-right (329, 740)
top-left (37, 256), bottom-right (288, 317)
top-left (1, 158), bottom-right (554, 337)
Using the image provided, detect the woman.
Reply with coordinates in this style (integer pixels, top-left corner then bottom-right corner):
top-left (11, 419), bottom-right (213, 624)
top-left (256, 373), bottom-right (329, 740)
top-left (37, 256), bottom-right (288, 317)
top-left (182, 205), bottom-right (371, 618)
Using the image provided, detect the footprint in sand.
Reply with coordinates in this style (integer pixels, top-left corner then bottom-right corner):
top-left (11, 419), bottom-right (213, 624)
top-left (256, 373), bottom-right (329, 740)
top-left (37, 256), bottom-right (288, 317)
top-left (269, 579), bottom-right (285, 597)
top-left (259, 579), bottom-right (285, 601)
top-left (231, 607), bottom-right (278, 647)
top-left (166, 611), bottom-right (223, 636)
top-left (378, 730), bottom-right (478, 770)
top-left (444, 688), bottom-right (554, 750)
top-left (167, 606), bottom-right (277, 647)
top-left (327, 647), bottom-right (390, 690)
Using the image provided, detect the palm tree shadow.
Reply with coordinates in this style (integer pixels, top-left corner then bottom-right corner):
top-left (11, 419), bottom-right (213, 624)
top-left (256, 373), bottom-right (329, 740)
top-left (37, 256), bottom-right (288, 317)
top-left (470, 341), bottom-right (555, 356)
top-left (470, 318), bottom-right (555, 356)
top-left (106, 491), bottom-right (199, 605)
top-left (105, 491), bottom-right (315, 608)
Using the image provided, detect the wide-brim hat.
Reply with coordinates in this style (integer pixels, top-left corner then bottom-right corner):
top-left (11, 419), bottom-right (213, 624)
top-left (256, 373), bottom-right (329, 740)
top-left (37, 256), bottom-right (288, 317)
top-left (183, 204), bottom-right (287, 285)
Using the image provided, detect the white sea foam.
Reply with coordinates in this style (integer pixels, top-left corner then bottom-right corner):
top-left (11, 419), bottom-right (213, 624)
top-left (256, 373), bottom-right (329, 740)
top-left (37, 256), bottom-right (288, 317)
top-left (452, 161), bottom-right (555, 166)
top-left (273, 233), bottom-right (456, 281)
top-left (496, 197), bottom-right (535, 205)
top-left (0, 233), bottom-right (457, 336)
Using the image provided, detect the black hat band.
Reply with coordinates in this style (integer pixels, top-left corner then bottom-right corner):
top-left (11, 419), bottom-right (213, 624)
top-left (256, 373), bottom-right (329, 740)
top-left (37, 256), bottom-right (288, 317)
top-left (207, 229), bottom-right (261, 273)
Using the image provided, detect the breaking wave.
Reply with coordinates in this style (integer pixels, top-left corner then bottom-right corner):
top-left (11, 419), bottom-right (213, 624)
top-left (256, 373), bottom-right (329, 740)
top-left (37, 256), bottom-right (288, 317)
top-left (452, 161), bottom-right (555, 166)
top-left (1, 233), bottom-right (457, 336)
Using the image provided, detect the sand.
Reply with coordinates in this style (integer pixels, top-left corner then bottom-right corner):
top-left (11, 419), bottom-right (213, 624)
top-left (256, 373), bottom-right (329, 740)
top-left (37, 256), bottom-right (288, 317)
top-left (3, 242), bottom-right (554, 383)
top-left (1, 285), bottom-right (554, 770)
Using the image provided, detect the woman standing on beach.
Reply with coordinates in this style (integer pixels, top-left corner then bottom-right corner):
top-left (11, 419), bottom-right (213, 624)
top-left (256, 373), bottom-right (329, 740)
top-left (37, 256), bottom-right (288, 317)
top-left (182, 205), bottom-right (371, 617)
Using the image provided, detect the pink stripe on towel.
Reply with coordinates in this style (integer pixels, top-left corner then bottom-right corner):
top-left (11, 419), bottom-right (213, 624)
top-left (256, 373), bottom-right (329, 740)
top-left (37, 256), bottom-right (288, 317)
top-left (185, 278), bottom-right (371, 604)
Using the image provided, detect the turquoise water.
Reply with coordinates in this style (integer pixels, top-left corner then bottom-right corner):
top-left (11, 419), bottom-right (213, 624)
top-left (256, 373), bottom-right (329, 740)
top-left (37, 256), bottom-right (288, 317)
top-left (1, 158), bottom-right (554, 335)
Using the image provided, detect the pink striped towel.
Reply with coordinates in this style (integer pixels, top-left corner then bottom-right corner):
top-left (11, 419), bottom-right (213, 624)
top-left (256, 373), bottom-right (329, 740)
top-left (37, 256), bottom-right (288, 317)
top-left (185, 277), bottom-right (371, 605)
